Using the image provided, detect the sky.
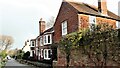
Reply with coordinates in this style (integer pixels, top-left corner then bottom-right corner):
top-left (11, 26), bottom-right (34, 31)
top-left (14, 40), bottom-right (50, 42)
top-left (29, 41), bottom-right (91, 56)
top-left (0, 0), bottom-right (120, 49)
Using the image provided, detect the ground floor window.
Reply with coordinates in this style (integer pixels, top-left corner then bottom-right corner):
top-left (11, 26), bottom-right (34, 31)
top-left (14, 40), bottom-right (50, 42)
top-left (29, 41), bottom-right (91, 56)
top-left (30, 50), bottom-right (34, 57)
top-left (41, 49), bottom-right (44, 58)
top-left (44, 49), bottom-right (51, 60)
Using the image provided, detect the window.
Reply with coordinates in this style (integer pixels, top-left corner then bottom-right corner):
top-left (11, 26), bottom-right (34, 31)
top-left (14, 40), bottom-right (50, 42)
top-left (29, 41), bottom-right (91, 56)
top-left (43, 34), bottom-right (52, 45)
top-left (44, 49), bottom-right (51, 60)
top-left (36, 39), bottom-right (38, 47)
top-left (48, 35), bottom-right (50, 43)
top-left (116, 21), bottom-right (120, 29)
top-left (41, 49), bottom-right (43, 58)
top-left (40, 37), bottom-right (43, 46)
top-left (89, 16), bottom-right (96, 30)
top-left (32, 41), bottom-right (35, 46)
top-left (31, 50), bottom-right (34, 57)
top-left (48, 50), bottom-right (51, 58)
top-left (62, 21), bottom-right (67, 35)
top-left (44, 50), bottom-right (47, 59)
top-left (44, 36), bottom-right (47, 43)
top-left (36, 48), bottom-right (38, 56)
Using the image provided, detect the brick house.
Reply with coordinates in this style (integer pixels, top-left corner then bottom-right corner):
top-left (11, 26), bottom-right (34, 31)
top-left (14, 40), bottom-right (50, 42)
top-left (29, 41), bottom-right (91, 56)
top-left (30, 19), bottom-right (57, 64)
top-left (53, 0), bottom-right (120, 66)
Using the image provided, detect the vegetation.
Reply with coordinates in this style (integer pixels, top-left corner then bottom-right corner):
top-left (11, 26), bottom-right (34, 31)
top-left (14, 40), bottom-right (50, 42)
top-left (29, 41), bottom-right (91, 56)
top-left (22, 51), bottom-right (30, 60)
top-left (16, 50), bottom-right (24, 59)
top-left (60, 23), bottom-right (120, 66)
top-left (60, 31), bottom-right (82, 67)
top-left (46, 16), bottom-right (55, 29)
top-left (0, 50), bottom-right (7, 68)
top-left (0, 34), bottom-right (14, 68)
top-left (0, 35), bottom-right (14, 51)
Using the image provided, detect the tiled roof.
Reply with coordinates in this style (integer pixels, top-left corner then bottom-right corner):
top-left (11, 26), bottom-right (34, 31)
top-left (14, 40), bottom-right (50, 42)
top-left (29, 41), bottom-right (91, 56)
top-left (40, 27), bottom-right (53, 35)
top-left (67, 2), bottom-right (120, 21)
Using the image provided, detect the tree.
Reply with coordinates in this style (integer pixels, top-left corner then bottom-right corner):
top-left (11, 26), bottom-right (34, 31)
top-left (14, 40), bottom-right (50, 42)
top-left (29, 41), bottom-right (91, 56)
top-left (79, 23), bottom-right (120, 66)
top-left (60, 23), bottom-right (120, 66)
top-left (16, 50), bottom-right (24, 59)
top-left (22, 51), bottom-right (30, 60)
top-left (0, 50), bottom-right (7, 59)
top-left (60, 31), bottom-right (82, 67)
top-left (46, 16), bottom-right (55, 29)
top-left (0, 35), bottom-right (14, 51)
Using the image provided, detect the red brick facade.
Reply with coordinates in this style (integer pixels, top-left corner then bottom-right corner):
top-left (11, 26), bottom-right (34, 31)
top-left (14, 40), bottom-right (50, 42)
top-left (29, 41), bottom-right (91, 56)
top-left (54, 2), bottom-right (79, 43)
top-left (53, 1), bottom-right (119, 66)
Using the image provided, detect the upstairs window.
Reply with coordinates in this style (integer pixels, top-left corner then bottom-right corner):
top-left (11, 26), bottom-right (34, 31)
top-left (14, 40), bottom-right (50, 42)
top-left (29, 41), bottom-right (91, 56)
top-left (36, 39), bottom-right (38, 47)
top-left (44, 36), bottom-right (47, 43)
top-left (48, 35), bottom-right (50, 43)
top-left (89, 16), bottom-right (96, 30)
top-left (116, 21), bottom-right (120, 29)
top-left (40, 37), bottom-right (43, 46)
top-left (31, 41), bottom-right (35, 46)
top-left (43, 34), bottom-right (52, 45)
top-left (62, 21), bottom-right (67, 36)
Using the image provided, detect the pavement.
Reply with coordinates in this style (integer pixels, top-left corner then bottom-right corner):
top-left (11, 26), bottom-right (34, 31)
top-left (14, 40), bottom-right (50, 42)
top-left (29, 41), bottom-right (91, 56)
top-left (4, 58), bottom-right (37, 68)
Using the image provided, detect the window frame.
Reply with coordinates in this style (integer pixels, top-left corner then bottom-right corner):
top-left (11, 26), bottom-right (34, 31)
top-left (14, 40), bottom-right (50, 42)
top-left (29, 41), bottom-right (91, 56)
top-left (89, 15), bottom-right (96, 30)
top-left (41, 49), bottom-right (43, 58)
top-left (40, 37), bottom-right (43, 46)
top-left (43, 34), bottom-right (52, 45)
top-left (61, 20), bottom-right (67, 36)
top-left (31, 41), bottom-right (35, 47)
top-left (43, 49), bottom-right (51, 60)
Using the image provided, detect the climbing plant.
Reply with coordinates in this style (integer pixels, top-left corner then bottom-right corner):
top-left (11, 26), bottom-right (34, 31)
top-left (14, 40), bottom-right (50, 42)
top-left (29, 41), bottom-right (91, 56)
top-left (60, 23), bottom-right (120, 66)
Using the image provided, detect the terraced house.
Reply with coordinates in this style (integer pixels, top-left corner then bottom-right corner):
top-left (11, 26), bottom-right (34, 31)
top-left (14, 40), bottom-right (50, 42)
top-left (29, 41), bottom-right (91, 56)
top-left (53, 0), bottom-right (120, 66)
top-left (30, 19), bottom-right (57, 64)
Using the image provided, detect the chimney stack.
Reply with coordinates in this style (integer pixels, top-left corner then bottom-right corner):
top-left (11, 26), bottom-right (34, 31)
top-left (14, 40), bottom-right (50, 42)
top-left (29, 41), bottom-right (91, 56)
top-left (118, 1), bottom-right (120, 28)
top-left (39, 18), bottom-right (46, 34)
top-left (98, 0), bottom-right (107, 15)
top-left (118, 1), bottom-right (120, 16)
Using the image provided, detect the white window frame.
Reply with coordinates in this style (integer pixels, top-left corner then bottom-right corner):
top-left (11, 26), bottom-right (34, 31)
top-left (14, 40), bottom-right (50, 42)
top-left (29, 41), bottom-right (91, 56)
top-left (62, 21), bottom-right (67, 36)
top-left (30, 41), bottom-right (35, 47)
top-left (89, 15), bottom-right (96, 30)
top-left (40, 37), bottom-right (43, 46)
top-left (41, 49), bottom-right (43, 58)
top-left (38, 49), bottom-right (41, 60)
top-left (116, 21), bottom-right (120, 29)
top-left (43, 34), bottom-right (52, 45)
top-left (30, 50), bottom-right (35, 57)
top-left (44, 49), bottom-right (51, 60)
top-left (36, 39), bottom-right (38, 47)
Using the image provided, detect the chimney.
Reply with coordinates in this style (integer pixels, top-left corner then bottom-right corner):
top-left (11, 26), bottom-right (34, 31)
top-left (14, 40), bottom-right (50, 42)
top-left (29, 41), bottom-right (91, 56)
top-left (98, 0), bottom-right (107, 15)
top-left (39, 18), bottom-right (46, 34)
top-left (118, 1), bottom-right (120, 28)
top-left (118, 1), bottom-right (120, 16)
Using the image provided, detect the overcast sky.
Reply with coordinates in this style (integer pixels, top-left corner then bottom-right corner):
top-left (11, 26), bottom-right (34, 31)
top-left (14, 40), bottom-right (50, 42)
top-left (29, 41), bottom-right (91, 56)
top-left (0, 0), bottom-right (120, 49)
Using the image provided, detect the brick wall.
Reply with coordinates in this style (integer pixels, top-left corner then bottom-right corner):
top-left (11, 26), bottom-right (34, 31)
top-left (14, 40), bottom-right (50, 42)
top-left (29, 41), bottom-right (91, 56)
top-left (54, 2), bottom-right (79, 43)
top-left (96, 17), bottom-right (116, 28)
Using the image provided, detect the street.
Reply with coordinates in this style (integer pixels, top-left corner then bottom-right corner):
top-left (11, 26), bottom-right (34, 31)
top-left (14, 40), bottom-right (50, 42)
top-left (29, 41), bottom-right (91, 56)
top-left (4, 58), bottom-right (36, 68)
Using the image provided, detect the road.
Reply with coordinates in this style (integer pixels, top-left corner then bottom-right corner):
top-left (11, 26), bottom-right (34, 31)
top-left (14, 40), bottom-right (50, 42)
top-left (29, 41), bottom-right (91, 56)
top-left (4, 58), bottom-right (36, 68)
